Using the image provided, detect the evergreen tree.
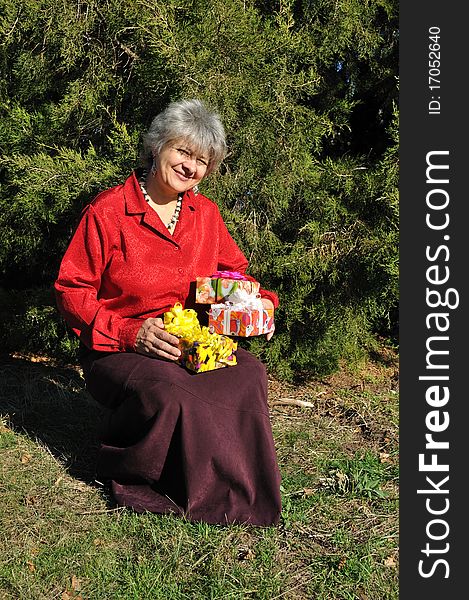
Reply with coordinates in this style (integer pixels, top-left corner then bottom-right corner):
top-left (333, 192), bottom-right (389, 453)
top-left (0, 0), bottom-right (398, 378)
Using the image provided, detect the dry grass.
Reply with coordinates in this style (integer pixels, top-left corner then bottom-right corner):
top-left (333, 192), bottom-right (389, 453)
top-left (0, 348), bottom-right (398, 599)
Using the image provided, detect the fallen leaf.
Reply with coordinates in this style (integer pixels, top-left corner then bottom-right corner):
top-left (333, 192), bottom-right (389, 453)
top-left (26, 560), bottom-right (35, 572)
top-left (21, 453), bottom-right (32, 464)
top-left (379, 452), bottom-right (391, 463)
top-left (71, 575), bottom-right (81, 591)
top-left (24, 495), bottom-right (39, 506)
top-left (61, 589), bottom-right (83, 600)
top-left (384, 555), bottom-right (397, 567)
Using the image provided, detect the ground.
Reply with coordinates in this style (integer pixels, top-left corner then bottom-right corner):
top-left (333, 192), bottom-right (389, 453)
top-left (0, 347), bottom-right (399, 599)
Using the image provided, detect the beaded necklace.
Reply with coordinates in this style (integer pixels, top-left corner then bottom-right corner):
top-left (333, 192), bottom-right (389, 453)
top-left (138, 172), bottom-right (182, 231)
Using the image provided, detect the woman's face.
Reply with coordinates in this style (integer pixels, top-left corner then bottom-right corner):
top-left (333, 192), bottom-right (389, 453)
top-left (154, 141), bottom-right (209, 195)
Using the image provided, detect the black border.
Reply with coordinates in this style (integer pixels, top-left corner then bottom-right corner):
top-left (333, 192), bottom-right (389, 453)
top-left (400, 3), bottom-right (466, 597)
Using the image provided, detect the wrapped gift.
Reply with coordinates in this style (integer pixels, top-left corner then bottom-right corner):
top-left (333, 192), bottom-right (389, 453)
top-left (195, 271), bottom-right (260, 304)
top-left (164, 303), bottom-right (238, 373)
top-left (208, 290), bottom-right (275, 337)
top-left (195, 276), bottom-right (218, 304)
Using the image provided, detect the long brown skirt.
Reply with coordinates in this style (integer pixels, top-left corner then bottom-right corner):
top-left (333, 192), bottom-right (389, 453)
top-left (81, 348), bottom-right (282, 526)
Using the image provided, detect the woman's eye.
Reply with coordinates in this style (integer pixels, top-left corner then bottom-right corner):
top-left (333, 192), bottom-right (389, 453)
top-left (197, 158), bottom-right (208, 167)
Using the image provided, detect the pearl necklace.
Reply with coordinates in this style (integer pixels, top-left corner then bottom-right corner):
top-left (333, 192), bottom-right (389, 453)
top-left (138, 172), bottom-right (182, 231)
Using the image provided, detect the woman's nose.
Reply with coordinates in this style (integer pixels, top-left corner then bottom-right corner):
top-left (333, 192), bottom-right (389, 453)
top-left (182, 158), bottom-right (197, 173)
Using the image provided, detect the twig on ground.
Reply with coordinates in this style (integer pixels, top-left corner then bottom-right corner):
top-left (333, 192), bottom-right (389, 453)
top-left (272, 397), bottom-right (315, 408)
top-left (76, 507), bottom-right (124, 515)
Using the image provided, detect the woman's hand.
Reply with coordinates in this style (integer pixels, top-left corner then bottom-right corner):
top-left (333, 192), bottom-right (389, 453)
top-left (261, 298), bottom-right (276, 341)
top-left (135, 317), bottom-right (182, 360)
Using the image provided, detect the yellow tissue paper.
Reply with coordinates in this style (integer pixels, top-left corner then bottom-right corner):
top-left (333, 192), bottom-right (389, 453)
top-left (163, 303), bottom-right (238, 373)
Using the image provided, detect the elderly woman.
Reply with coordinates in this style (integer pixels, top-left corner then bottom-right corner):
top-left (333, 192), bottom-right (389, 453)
top-left (54, 99), bottom-right (282, 526)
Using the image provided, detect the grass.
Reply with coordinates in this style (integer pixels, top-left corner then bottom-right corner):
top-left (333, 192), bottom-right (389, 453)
top-left (0, 348), bottom-right (399, 599)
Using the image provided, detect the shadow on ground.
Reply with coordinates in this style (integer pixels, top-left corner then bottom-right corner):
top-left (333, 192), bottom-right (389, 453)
top-left (0, 353), bottom-right (105, 485)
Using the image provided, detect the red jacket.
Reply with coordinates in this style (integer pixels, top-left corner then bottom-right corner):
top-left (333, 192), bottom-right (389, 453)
top-left (54, 171), bottom-right (279, 352)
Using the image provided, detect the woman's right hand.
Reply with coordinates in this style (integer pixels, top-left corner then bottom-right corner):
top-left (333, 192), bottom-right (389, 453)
top-left (135, 317), bottom-right (182, 361)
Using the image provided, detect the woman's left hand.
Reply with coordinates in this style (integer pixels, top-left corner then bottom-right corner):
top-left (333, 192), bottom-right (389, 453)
top-left (261, 298), bottom-right (275, 341)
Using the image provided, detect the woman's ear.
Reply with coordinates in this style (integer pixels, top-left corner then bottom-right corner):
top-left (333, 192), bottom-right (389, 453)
top-left (151, 154), bottom-right (158, 176)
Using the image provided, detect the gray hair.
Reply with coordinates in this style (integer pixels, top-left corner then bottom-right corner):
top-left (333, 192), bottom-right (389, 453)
top-left (142, 99), bottom-right (227, 176)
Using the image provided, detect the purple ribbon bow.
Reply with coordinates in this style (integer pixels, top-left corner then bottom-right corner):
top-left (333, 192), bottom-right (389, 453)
top-left (210, 270), bottom-right (247, 280)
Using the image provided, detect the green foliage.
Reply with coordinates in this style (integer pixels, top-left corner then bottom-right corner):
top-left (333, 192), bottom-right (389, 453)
top-left (319, 450), bottom-right (397, 500)
top-left (0, 0), bottom-right (398, 377)
top-left (0, 287), bottom-right (79, 359)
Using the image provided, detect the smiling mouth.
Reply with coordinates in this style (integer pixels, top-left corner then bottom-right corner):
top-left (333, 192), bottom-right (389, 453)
top-left (174, 171), bottom-right (193, 181)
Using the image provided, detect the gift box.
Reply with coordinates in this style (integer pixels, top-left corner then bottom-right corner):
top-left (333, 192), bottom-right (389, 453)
top-left (195, 271), bottom-right (260, 304)
top-left (177, 336), bottom-right (238, 373)
top-left (208, 304), bottom-right (275, 337)
top-left (164, 303), bottom-right (238, 373)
